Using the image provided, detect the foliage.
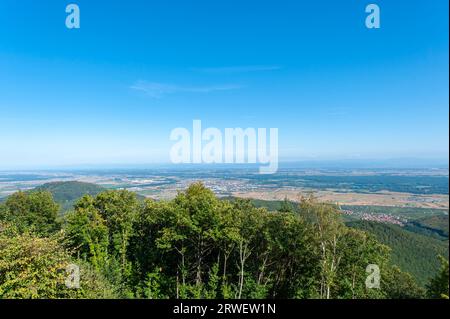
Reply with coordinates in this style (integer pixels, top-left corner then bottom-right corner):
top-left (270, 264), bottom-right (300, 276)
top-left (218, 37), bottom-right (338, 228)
top-left (348, 221), bottom-right (449, 286)
top-left (64, 195), bottom-right (109, 271)
top-left (36, 181), bottom-right (105, 213)
top-left (382, 266), bottom-right (425, 299)
top-left (427, 256), bottom-right (449, 299)
top-left (1, 191), bottom-right (60, 236)
top-left (1, 183), bottom-right (445, 299)
top-left (0, 225), bottom-right (116, 298)
top-left (409, 215), bottom-right (449, 238)
top-left (64, 190), bottom-right (140, 297)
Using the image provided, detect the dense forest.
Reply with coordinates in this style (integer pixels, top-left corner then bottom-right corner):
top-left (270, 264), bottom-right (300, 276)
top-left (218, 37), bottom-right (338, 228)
top-left (35, 181), bottom-right (105, 212)
top-left (250, 198), bottom-right (449, 282)
top-left (0, 182), bottom-right (448, 299)
top-left (347, 221), bottom-right (448, 286)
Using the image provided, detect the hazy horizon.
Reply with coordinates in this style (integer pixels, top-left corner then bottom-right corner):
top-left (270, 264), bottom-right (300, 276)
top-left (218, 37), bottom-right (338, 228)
top-left (0, 157), bottom-right (448, 172)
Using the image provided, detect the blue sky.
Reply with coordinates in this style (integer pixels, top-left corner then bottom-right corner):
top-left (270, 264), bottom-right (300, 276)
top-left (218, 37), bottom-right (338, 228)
top-left (0, 0), bottom-right (448, 168)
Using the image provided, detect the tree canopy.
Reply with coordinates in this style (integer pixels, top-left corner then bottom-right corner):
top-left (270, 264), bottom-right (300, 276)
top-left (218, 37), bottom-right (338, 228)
top-left (0, 183), bottom-right (447, 299)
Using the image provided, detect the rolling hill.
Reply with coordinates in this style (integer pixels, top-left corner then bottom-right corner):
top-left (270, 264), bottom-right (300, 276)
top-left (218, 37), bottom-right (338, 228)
top-left (35, 181), bottom-right (105, 213)
top-left (347, 220), bottom-right (449, 286)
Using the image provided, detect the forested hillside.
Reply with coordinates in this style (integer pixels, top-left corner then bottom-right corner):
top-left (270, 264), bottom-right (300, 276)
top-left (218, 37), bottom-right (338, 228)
top-left (407, 215), bottom-right (449, 239)
top-left (248, 198), bottom-right (449, 285)
top-left (347, 221), bottom-right (449, 286)
top-left (0, 183), bottom-right (448, 299)
top-left (35, 181), bottom-right (105, 213)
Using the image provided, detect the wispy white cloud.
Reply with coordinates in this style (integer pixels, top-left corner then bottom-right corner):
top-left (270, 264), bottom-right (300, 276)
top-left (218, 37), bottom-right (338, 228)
top-left (191, 65), bottom-right (282, 74)
top-left (130, 81), bottom-right (242, 98)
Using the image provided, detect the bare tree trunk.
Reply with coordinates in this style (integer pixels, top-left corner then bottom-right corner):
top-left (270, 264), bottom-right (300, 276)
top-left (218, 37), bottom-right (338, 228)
top-left (352, 268), bottom-right (356, 299)
top-left (182, 252), bottom-right (186, 286)
top-left (258, 255), bottom-right (268, 285)
top-left (238, 240), bottom-right (247, 299)
top-left (196, 236), bottom-right (203, 286)
top-left (223, 254), bottom-right (228, 279)
top-left (176, 271), bottom-right (180, 299)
